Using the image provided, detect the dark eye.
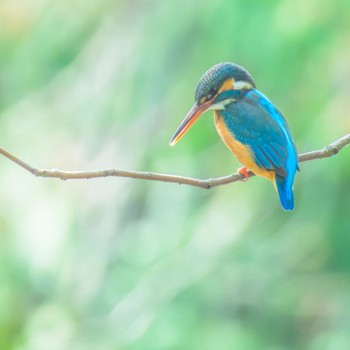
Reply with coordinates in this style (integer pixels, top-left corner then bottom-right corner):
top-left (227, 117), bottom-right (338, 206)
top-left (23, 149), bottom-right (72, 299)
top-left (206, 88), bottom-right (217, 101)
top-left (206, 93), bottom-right (213, 100)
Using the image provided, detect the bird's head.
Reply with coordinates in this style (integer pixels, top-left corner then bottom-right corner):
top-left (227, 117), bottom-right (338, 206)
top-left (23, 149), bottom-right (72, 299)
top-left (169, 62), bottom-right (256, 146)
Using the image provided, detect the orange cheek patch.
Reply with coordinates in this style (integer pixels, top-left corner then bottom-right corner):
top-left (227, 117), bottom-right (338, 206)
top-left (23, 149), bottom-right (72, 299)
top-left (218, 78), bottom-right (234, 93)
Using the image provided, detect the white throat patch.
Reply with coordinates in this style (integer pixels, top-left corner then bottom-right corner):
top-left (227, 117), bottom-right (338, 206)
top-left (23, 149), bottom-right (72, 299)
top-left (209, 98), bottom-right (235, 110)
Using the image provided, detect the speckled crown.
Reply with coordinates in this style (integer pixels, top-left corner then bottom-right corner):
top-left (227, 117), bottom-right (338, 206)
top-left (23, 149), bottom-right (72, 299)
top-left (194, 62), bottom-right (256, 102)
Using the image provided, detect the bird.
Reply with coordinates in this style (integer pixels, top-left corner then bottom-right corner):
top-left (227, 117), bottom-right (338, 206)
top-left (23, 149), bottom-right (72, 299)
top-left (169, 62), bottom-right (298, 211)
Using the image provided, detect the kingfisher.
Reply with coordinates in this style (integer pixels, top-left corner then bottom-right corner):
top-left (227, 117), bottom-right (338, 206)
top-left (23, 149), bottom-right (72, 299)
top-left (169, 62), bottom-right (298, 211)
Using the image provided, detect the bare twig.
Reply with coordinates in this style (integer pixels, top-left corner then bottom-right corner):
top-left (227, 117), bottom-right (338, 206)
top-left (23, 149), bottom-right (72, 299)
top-left (0, 133), bottom-right (349, 189)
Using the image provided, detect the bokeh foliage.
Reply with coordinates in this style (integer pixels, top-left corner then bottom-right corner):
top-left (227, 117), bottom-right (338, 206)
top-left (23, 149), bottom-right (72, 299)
top-left (1, 0), bottom-right (350, 349)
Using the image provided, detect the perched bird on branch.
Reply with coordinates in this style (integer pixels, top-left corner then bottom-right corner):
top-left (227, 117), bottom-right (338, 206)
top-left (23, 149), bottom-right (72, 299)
top-left (170, 62), bottom-right (298, 211)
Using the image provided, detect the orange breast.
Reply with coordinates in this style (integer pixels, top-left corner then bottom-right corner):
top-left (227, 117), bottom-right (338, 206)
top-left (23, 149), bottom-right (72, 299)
top-left (214, 111), bottom-right (275, 181)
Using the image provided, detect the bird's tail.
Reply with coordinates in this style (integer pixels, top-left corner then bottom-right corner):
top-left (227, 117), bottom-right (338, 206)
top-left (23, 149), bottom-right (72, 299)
top-left (275, 174), bottom-right (294, 211)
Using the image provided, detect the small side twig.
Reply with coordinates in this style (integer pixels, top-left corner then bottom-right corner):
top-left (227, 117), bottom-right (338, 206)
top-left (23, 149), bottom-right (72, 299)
top-left (0, 133), bottom-right (349, 189)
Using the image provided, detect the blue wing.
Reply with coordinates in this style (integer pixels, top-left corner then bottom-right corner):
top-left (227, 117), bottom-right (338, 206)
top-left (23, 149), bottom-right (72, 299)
top-left (223, 89), bottom-right (298, 210)
top-left (224, 89), bottom-right (298, 177)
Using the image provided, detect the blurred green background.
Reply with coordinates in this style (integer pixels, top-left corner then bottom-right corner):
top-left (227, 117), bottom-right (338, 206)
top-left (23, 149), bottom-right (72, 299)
top-left (1, 0), bottom-right (350, 349)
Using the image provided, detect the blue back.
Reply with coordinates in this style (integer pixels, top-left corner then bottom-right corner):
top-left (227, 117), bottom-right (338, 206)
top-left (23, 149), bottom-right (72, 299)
top-left (220, 89), bottom-right (298, 210)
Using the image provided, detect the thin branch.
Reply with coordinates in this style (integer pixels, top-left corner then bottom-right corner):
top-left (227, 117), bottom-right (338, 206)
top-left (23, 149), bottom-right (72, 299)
top-left (0, 133), bottom-right (349, 189)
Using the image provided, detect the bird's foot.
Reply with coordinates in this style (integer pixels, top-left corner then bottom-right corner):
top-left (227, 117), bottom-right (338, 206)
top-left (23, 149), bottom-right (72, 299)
top-left (237, 166), bottom-right (250, 182)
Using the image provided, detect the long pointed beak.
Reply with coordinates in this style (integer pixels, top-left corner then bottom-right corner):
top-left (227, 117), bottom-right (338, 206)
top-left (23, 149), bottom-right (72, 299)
top-left (169, 101), bottom-right (211, 146)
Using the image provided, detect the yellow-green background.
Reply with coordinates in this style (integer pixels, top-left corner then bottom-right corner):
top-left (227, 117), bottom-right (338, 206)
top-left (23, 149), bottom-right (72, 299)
top-left (1, 1), bottom-right (350, 349)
